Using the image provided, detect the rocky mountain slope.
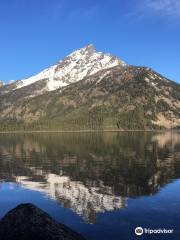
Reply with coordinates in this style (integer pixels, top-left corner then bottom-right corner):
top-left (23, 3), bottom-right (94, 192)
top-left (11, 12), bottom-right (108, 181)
top-left (0, 45), bottom-right (179, 130)
top-left (0, 44), bottom-right (125, 97)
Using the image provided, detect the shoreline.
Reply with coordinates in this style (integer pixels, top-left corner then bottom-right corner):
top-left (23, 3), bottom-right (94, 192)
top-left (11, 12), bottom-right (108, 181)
top-left (0, 129), bottom-right (179, 134)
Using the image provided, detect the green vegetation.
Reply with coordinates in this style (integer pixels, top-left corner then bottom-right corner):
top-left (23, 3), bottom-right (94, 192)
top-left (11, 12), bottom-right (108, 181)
top-left (0, 66), bottom-right (179, 131)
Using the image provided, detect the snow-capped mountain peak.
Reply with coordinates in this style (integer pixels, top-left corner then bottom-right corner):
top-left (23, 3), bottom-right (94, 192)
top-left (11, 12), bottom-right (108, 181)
top-left (66, 44), bottom-right (96, 59)
top-left (13, 44), bottom-right (126, 93)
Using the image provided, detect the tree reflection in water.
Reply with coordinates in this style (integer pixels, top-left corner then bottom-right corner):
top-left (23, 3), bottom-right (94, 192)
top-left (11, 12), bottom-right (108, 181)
top-left (0, 131), bottom-right (180, 223)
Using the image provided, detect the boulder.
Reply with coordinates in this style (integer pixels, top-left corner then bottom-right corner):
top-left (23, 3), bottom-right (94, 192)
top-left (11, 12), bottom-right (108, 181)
top-left (0, 203), bottom-right (86, 240)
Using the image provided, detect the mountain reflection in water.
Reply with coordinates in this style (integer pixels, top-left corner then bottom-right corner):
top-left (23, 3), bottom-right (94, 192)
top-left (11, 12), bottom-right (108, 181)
top-left (0, 131), bottom-right (180, 224)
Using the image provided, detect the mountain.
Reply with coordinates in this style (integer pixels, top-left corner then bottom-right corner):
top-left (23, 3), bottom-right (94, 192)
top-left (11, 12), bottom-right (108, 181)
top-left (0, 44), bottom-right (179, 130)
top-left (0, 44), bottom-right (125, 97)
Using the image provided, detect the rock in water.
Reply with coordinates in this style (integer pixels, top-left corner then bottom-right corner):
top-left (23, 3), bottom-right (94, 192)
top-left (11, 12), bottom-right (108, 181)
top-left (0, 203), bottom-right (86, 240)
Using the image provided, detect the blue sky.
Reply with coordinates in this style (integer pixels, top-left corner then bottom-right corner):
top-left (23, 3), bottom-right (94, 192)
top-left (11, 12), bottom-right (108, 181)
top-left (0, 0), bottom-right (179, 83)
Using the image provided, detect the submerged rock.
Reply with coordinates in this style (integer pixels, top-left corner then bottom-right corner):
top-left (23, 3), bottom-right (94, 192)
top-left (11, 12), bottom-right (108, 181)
top-left (0, 203), bottom-right (86, 240)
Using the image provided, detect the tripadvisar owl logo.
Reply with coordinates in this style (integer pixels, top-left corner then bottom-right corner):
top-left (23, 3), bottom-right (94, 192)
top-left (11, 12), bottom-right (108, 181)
top-left (135, 227), bottom-right (144, 236)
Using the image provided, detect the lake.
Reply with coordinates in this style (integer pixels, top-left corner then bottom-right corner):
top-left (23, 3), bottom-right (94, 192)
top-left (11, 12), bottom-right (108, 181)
top-left (0, 132), bottom-right (180, 240)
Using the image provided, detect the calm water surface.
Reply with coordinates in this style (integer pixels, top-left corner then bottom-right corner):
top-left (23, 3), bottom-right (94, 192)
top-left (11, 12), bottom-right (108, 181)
top-left (0, 132), bottom-right (180, 240)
